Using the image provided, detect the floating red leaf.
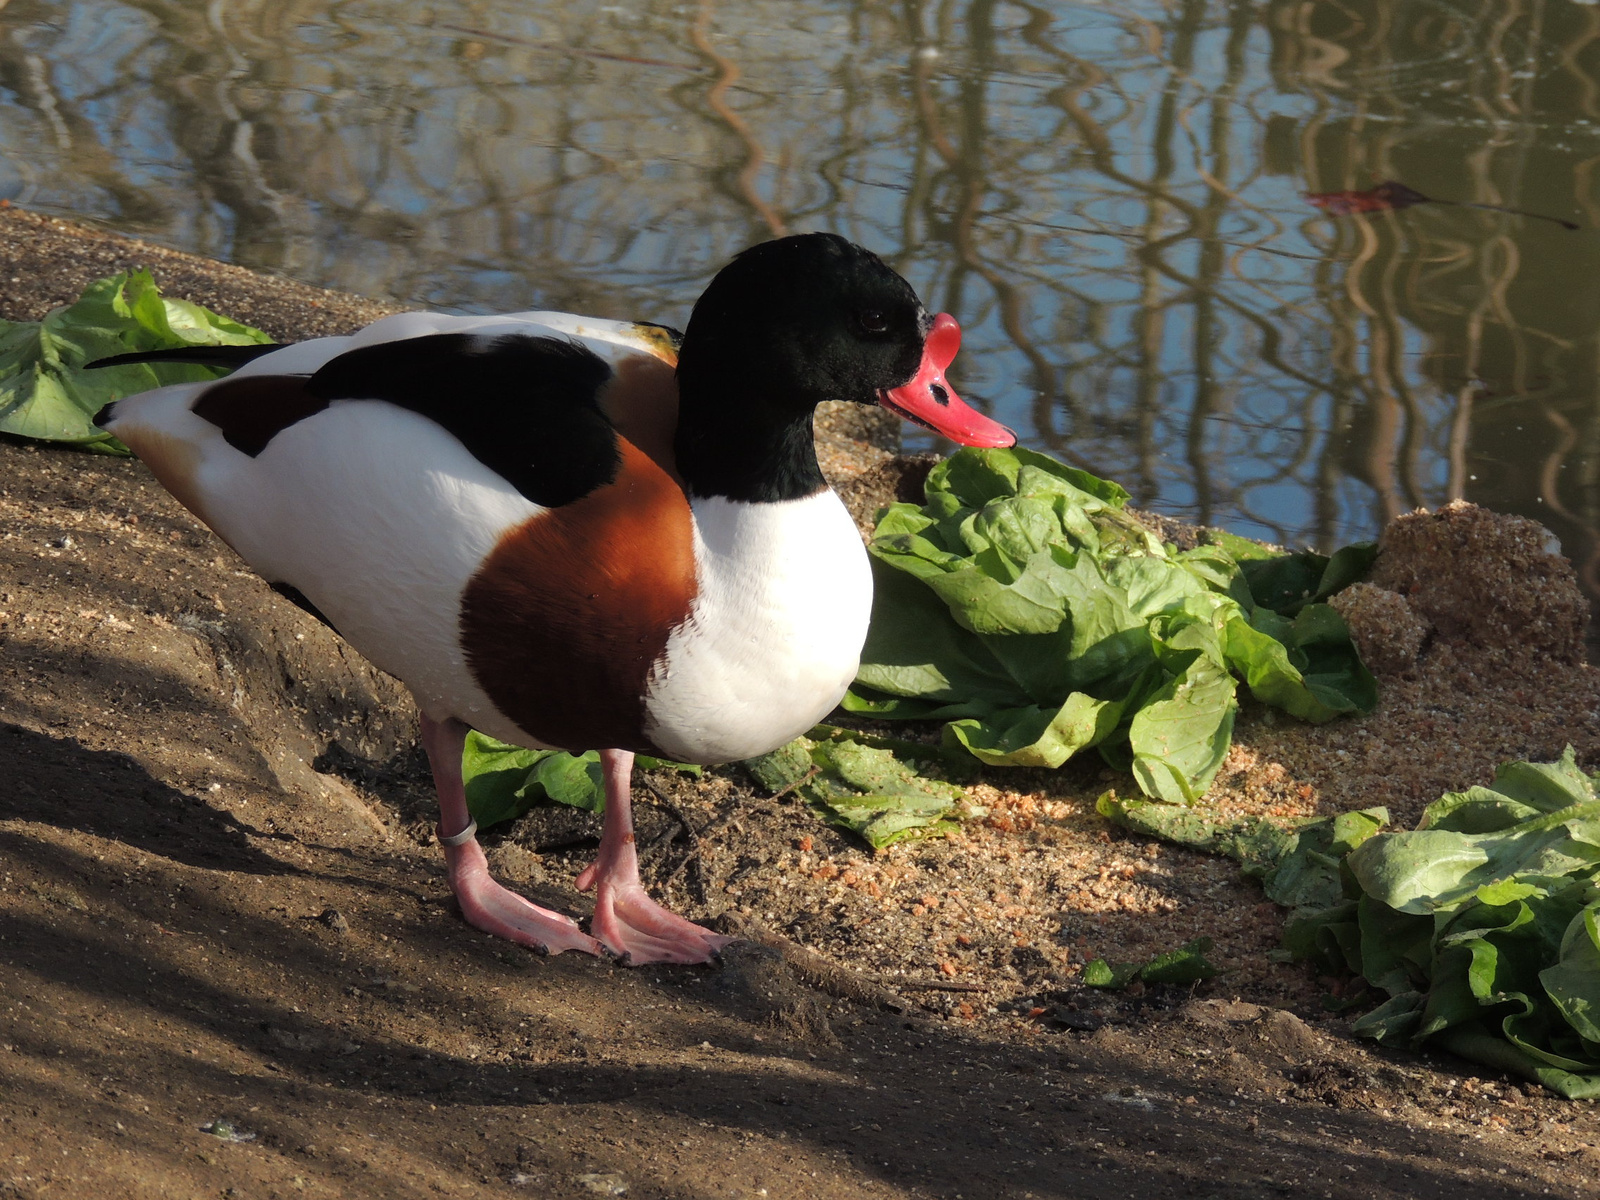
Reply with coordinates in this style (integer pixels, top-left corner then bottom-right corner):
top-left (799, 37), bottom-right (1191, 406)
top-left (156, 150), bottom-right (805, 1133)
top-left (1304, 181), bottom-right (1431, 215)
top-left (1304, 179), bottom-right (1578, 230)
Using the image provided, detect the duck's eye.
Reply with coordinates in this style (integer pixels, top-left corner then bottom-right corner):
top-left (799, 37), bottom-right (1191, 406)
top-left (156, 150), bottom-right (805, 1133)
top-left (858, 309), bottom-right (888, 334)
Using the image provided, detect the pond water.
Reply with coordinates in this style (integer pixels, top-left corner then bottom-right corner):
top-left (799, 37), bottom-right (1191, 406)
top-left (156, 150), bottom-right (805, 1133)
top-left (4, 0), bottom-right (1599, 639)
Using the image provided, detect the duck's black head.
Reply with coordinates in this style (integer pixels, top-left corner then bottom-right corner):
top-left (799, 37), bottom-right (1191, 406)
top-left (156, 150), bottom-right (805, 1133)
top-left (675, 233), bottom-right (1014, 503)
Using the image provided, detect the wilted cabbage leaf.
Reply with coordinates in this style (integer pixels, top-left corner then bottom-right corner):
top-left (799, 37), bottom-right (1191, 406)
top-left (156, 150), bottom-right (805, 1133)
top-left (465, 726), bottom-right (980, 854)
top-left (745, 732), bottom-right (982, 851)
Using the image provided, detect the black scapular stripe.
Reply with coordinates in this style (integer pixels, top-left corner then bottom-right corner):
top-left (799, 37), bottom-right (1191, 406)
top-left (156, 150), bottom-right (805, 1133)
top-left (190, 376), bottom-right (330, 455)
top-left (308, 333), bottom-right (622, 509)
top-left (86, 344), bottom-right (285, 370)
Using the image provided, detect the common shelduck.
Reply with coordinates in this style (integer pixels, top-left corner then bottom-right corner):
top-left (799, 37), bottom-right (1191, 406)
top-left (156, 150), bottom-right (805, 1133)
top-left (92, 233), bottom-right (1016, 965)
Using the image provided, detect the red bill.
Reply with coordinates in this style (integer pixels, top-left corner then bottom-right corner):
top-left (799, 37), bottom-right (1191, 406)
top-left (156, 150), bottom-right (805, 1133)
top-left (879, 313), bottom-right (1016, 448)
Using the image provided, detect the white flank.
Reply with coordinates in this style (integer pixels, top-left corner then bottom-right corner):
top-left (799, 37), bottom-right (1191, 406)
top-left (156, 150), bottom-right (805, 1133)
top-left (216, 401), bottom-right (545, 743)
top-left (101, 309), bottom-right (673, 748)
top-left (642, 491), bottom-right (873, 763)
top-left (109, 391), bottom-right (545, 744)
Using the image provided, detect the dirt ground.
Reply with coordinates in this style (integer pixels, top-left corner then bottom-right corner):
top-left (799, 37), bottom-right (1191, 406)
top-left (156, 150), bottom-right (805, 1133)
top-left (4, 208), bottom-right (1600, 1200)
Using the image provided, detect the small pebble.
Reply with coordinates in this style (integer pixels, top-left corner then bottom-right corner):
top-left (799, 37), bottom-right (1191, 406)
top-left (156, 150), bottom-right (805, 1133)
top-left (574, 1172), bottom-right (628, 1196)
top-left (318, 908), bottom-right (349, 933)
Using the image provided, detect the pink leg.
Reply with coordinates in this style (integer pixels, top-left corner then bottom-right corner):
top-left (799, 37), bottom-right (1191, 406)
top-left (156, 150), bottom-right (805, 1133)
top-left (420, 713), bottom-right (604, 957)
top-left (574, 749), bottom-right (733, 965)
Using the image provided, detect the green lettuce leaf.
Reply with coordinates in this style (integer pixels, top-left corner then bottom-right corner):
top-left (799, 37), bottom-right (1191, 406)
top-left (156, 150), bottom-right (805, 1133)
top-left (785, 736), bottom-right (980, 852)
top-left (1099, 792), bottom-right (1387, 919)
top-left (945, 690), bottom-right (1127, 769)
top-left (1347, 804), bottom-right (1600, 916)
top-left (1235, 541), bottom-right (1379, 616)
top-left (1106, 748), bottom-right (1600, 1096)
top-left (1225, 606), bottom-right (1376, 724)
top-left (461, 732), bottom-right (699, 827)
top-left (1304, 749), bottom-right (1600, 1097)
top-left (854, 446), bottom-right (1376, 803)
top-left (0, 269), bottom-right (272, 453)
top-left (1542, 904), bottom-right (1600, 1045)
top-left (1084, 937), bottom-right (1220, 990)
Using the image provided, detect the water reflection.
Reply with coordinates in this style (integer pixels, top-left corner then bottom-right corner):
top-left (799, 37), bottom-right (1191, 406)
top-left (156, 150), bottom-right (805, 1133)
top-left (1, 0), bottom-right (1597, 634)
top-left (1268, 0), bottom-right (1600, 619)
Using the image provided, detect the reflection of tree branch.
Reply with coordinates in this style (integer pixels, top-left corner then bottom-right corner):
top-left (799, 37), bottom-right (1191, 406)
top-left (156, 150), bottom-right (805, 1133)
top-left (1446, 385), bottom-right (1474, 502)
top-left (1572, 390), bottom-right (1600, 601)
top-left (1556, 4), bottom-right (1600, 119)
top-left (1284, 0), bottom-right (1600, 606)
top-left (21, 54), bottom-right (69, 151)
top-left (908, 35), bottom-right (959, 164)
top-left (0, 45), bottom-right (168, 226)
top-left (1130, 0), bottom-right (1187, 508)
top-left (1538, 402), bottom-right (1581, 526)
top-left (908, 0), bottom-right (1067, 456)
top-left (434, 24), bottom-right (701, 74)
top-left (1183, 0), bottom-right (1254, 528)
top-left (1133, 228), bottom-right (1329, 394)
top-left (1043, 42), bottom-right (1336, 407)
top-left (1533, 400), bottom-right (1600, 621)
top-left (689, 0), bottom-right (787, 240)
top-left (1576, 154), bottom-right (1600, 230)
top-left (1376, 221), bottom-right (1426, 514)
top-left (1023, 0), bottom-right (1348, 532)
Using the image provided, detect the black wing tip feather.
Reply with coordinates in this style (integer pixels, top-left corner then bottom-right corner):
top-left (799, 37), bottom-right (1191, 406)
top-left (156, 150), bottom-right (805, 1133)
top-left (86, 344), bottom-right (284, 371)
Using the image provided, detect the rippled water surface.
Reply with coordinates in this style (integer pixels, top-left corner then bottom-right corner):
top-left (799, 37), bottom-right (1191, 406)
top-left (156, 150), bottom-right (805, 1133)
top-left (4, 0), bottom-right (1600, 622)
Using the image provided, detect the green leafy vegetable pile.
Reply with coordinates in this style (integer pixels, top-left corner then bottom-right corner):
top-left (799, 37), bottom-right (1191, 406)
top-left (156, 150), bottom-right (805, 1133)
top-left (1297, 749), bottom-right (1600, 1098)
top-left (0, 269), bottom-right (271, 453)
top-left (1104, 749), bottom-right (1600, 1098)
top-left (845, 447), bottom-right (1377, 803)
